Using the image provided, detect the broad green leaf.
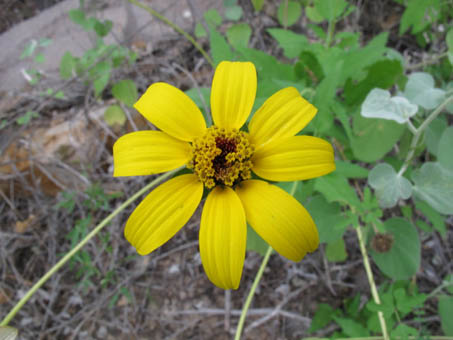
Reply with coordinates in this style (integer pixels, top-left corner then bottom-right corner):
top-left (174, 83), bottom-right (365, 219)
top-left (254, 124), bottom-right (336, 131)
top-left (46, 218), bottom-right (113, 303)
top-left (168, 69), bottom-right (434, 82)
top-left (309, 304), bottom-right (335, 332)
top-left (251, 0), bottom-right (264, 11)
top-left (344, 59), bottom-right (403, 106)
top-left (0, 327), bottom-right (18, 340)
top-left (368, 163), bottom-right (412, 208)
top-left (204, 9), bottom-right (222, 27)
top-left (439, 296), bottom-right (453, 335)
top-left (361, 88), bottom-right (417, 124)
top-left (415, 200), bottom-right (446, 237)
top-left (393, 287), bottom-right (426, 316)
top-left (404, 72), bottom-right (445, 110)
top-left (335, 161), bottom-right (369, 179)
top-left (209, 28), bottom-right (234, 66)
top-left (68, 9), bottom-right (86, 26)
top-left (351, 114), bottom-right (405, 162)
top-left (305, 195), bottom-right (348, 243)
top-left (94, 20), bottom-right (113, 37)
top-left (194, 22), bottom-right (207, 38)
top-left (333, 316), bottom-right (369, 337)
top-left (104, 105), bottom-right (126, 126)
top-left (412, 162), bottom-right (453, 214)
top-left (112, 79), bottom-right (137, 107)
top-left (326, 238), bottom-right (347, 262)
top-left (60, 51), bottom-right (75, 79)
top-left (438, 127), bottom-right (453, 170)
top-left (267, 29), bottom-right (308, 59)
top-left (391, 324), bottom-right (419, 338)
top-left (314, 0), bottom-right (348, 21)
top-left (226, 23), bottom-right (252, 49)
top-left (305, 5), bottom-right (324, 23)
top-left (370, 218), bottom-right (420, 280)
top-left (295, 50), bottom-right (324, 84)
top-left (314, 173), bottom-right (360, 207)
top-left (225, 5), bottom-right (243, 21)
top-left (399, 0), bottom-right (439, 34)
top-left (277, 0), bottom-right (302, 27)
top-left (425, 117), bottom-right (447, 156)
top-left (246, 224), bottom-right (269, 256)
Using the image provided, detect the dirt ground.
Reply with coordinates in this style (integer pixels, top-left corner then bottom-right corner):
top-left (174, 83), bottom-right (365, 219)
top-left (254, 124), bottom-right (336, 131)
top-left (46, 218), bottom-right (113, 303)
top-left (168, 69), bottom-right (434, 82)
top-left (0, 0), bottom-right (452, 339)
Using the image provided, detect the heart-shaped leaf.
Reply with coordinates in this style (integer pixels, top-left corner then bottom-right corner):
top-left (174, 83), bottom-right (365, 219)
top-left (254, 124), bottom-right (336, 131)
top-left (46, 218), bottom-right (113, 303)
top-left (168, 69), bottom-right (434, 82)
top-left (404, 72), bottom-right (445, 110)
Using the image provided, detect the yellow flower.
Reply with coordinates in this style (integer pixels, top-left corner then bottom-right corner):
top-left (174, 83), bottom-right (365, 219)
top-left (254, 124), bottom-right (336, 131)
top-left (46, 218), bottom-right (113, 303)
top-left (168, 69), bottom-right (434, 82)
top-left (113, 61), bottom-right (335, 289)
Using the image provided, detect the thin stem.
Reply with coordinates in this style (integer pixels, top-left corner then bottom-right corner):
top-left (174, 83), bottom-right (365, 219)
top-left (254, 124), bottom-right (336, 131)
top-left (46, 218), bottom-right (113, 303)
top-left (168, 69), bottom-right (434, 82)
top-left (356, 226), bottom-right (389, 340)
top-left (127, 0), bottom-right (214, 68)
top-left (234, 246), bottom-right (273, 340)
top-left (398, 95), bottom-right (453, 176)
top-left (0, 167), bottom-right (182, 327)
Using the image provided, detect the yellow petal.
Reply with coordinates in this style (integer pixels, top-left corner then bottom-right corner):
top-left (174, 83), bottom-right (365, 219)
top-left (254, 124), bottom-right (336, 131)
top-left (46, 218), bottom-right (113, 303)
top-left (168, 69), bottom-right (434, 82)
top-left (125, 174), bottom-right (203, 255)
top-left (235, 180), bottom-right (319, 262)
top-left (211, 61), bottom-right (257, 129)
top-left (252, 136), bottom-right (335, 182)
top-left (134, 82), bottom-right (206, 141)
top-left (113, 131), bottom-right (191, 176)
top-left (248, 87), bottom-right (317, 147)
top-left (199, 186), bottom-right (246, 289)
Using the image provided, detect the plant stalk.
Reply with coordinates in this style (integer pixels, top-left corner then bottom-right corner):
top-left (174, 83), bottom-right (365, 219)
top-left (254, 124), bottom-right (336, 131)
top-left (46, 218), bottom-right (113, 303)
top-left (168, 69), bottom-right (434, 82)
top-left (0, 168), bottom-right (182, 326)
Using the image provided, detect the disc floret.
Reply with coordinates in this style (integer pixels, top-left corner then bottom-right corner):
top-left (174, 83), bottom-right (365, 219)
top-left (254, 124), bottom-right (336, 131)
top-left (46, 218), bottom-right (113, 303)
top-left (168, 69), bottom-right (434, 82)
top-left (188, 126), bottom-right (254, 188)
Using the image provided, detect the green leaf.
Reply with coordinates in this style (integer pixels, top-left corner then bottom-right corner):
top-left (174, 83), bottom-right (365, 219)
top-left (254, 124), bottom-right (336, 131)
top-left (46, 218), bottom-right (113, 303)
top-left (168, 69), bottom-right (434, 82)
top-left (314, 173), bottom-right (360, 207)
top-left (68, 9), bottom-right (86, 26)
top-left (60, 51), bottom-right (75, 79)
top-left (34, 53), bottom-right (45, 63)
top-left (305, 195), bottom-right (348, 243)
top-left (415, 200), bottom-right (446, 237)
top-left (351, 114), bottom-right (405, 162)
top-left (112, 79), bottom-right (137, 107)
top-left (412, 162), bottom-right (453, 214)
top-left (0, 327), bottom-right (18, 340)
top-left (438, 127), bottom-right (453, 171)
top-left (226, 23), bottom-right (251, 49)
top-left (393, 287), bottom-right (426, 316)
top-left (91, 61), bottom-right (111, 97)
top-left (326, 238), bottom-right (347, 262)
top-left (368, 163), bottom-right (412, 208)
top-left (308, 304), bottom-right (335, 332)
top-left (94, 20), bottom-right (113, 37)
top-left (361, 88), bottom-right (418, 124)
top-left (209, 28), bottom-right (234, 66)
top-left (391, 324), bottom-right (419, 338)
top-left (20, 40), bottom-right (37, 59)
top-left (277, 0), bottom-right (301, 27)
top-left (399, 0), bottom-right (437, 34)
top-left (246, 224), bottom-right (269, 256)
top-left (251, 0), bottom-right (264, 11)
top-left (447, 28), bottom-right (453, 53)
top-left (370, 218), bottom-right (420, 280)
top-left (267, 29), bottom-right (308, 59)
top-left (344, 59), bottom-right (403, 106)
top-left (439, 296), bottom-right (453, 335)
top-left (295, 50), bottom-right (324, 84)
top-left (104, 105), bottom-right (126, 126)
top-left (204, 9), bottom-right (223, 27)
top-left (425, 117), bottom-right (447, 156)
top-left (194, 22), bottom-right (207, 38)
top-left (333, 316), bottom-right (369, 337)
top-left (335, 161), bottom-right (369, 179)
top-left (404, 72), bottom-right (445, 110)
top-left (225, 5), bottom-right (243, 21)
top-left (16, 111), bottom-right (38, 125)
top-left (305, 5), bottom-right (324, 23)
top-left (314, 0), bottom-right (348, 21)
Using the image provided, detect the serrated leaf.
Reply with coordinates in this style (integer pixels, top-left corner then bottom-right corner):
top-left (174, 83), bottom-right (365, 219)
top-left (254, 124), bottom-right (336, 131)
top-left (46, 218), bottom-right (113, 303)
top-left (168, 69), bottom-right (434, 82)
top-left (412, 162), bottom-right (453, 214)
top-left (226, 23), bottom-right (251, 49)
top-left (404, 72), bottom-right (445, 110)
top-left (309, 304), bottom-right (335, 332)
top-left (361, 88), bottom-right (418, 124)
top-left (104, 105), bottom-right (126, 126)
top-left (0, 327), bottom-right (18, 340)
top-left (333, 316), bottom-right (369, 337)
top-left (439, 296), bottom-right (453, 335)
top-left (370, 218), bottom-right (420, 280)
top-left (326, 238), bottom-right (347, 262)
top-left (351, 114), bottom-right (405, 162)
top-left (225, 5), bottom-right (243, 21)
top-left (368, 163), bottom-right (412, 208)
top-left (267, 29), bottom-right (308, 59)
top-left (60, 51), bottom-right (75, 79)
top-left (112, 79), bottom-right (137, 107)
top-left (277, 0), bottom-right (302, 27)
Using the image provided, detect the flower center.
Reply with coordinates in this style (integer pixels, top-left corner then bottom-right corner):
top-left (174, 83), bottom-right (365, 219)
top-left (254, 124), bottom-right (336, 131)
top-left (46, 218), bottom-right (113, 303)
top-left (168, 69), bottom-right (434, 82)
top-left (188, 126), bottom-right (254, 188)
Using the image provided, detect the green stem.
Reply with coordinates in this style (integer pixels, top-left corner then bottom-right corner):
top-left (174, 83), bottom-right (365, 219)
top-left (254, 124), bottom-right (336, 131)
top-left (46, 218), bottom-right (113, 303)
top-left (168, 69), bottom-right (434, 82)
top-left (0, 168), bottom-right (182, 327)
top-left (127, 0), bottom-right (214, 68)
top-left (234, 181), bottom-right (299, 340)
top-left (356, 226), bottom-right (389, 340)
top-left (234, 246), bottom-right (273, 340)
top-left (325, 19), bottom-right (336, 48)
top-left (398, 95), bottom-right (453, 177)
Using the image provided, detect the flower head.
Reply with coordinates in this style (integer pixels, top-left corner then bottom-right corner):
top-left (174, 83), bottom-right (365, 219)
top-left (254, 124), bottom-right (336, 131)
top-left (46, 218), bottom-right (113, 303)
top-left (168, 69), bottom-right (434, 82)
top-left (113, 61), bottom-right (335, 289)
